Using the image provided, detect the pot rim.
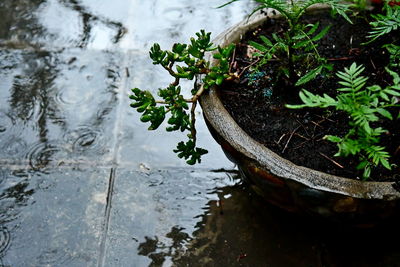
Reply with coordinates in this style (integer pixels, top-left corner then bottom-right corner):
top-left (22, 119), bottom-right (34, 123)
top-left (199, 7), bottom-right (400, 200)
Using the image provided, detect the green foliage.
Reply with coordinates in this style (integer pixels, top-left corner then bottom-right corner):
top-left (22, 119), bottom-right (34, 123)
top-left (249, 24), bottom-right (332, 85)
top-left (366, 4), bottom-right (400, 69)
top-left (251, 23), bottom-right (333, 85)
top-left (258, 0), bottom-right (350, 24)
top-left (130, 88), bottom-right (166, 130)
top-left (287, 63), bottom-right (400, 179)
top-left (158, 85), bottom-right (190, 132)
top-left (129, 30), bottom-right (235, 164)
top-left (234, 0), bottom-right (350, 86)
top-left (203, 44), bottom-right (235, 88)
top-left (220, 0), bottom-right (351, 23)
top-left (349, 0), bottom-right (368, 12)
top-left (248, 34), bottom-right (285, 66)
top-left (174, 139), bottom-right (208, 165)
top-left (384, 43), bottom-right (400, 67)
top-left (368, 4), bottom-right (400, 42)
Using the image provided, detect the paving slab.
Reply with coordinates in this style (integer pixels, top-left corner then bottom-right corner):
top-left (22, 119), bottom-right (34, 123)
top-left (0, 48), bottom-right (124, 169)
top-left (0, 167), bottom-right (110, 267)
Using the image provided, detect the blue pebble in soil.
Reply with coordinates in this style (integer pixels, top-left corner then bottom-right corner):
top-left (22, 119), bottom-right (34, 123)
top-left (263, 88), bottom-right (273, 98)
top-left (246, 71), bottom-right (266, 85)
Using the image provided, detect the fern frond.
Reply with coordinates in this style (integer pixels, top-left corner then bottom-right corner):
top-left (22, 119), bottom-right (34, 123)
top-left (368, 5), bottom-right (400, 41)
top-left (296, 0), bottom-right (352, 23)
top-left (365, 145), bottom-right (391, 168)
top-left (336, 63), bottom-right (368, 93)
top-left (289, 63), bottom-right (398, 179)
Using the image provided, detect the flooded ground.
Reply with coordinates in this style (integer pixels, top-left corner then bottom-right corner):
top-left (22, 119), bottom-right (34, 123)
top-left (1, 1), bottom-right (400, 266)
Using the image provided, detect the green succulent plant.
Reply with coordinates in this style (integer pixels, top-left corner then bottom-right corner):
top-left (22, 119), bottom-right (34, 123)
top-left (129, 30), bottom-right (235, 164)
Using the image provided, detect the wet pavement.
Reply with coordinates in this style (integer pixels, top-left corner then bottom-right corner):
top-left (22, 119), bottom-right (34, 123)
top-left (1, 1), bottom-right (400, 266)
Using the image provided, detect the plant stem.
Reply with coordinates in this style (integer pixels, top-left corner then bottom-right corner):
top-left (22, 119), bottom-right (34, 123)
top-left (288, 42), bottom-right (297, 85)
top-left (188, 83), bottom-right (206, 144)
top-left (190, 100), bottom-right (198, 144)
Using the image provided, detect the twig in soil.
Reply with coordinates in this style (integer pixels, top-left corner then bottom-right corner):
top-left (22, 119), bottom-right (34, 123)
top-left (316, 115), bottom-right (335, 123)
top-left (319, 152), bottom-right (344, 169)
top-left (282, 126), bottom-right (300, 153)
top-left (229, 47), bottom-right (236, 73)
top-left (370, 58), bottom-right (376, 70)
top-left (293, 140), bottom-right (309, 150)
top-left (327, 56), bottom-right (354, 61)
top-left (395, 146), bottom-right (400, 156)
top-left (238, 58), bottom-right (260, 78)
top-left (311, 120), bottom-right (323, 128)
top-left (277, 133), bottom-right (287, 144)
top-left (294, 133), bottom-right (310, 140)
top-left (295, 119), bottom-right (311, 138)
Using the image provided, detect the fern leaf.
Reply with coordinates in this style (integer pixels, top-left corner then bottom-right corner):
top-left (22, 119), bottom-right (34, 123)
top-left (260, 35), bottom-right (273, 46)
top-left (295, 66), bottom-right (323, 86)
top-left (249, 41), bottom-right (269, 52)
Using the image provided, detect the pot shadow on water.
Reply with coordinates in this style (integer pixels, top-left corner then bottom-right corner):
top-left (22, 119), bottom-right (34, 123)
top-left (137, 177), bottom-right (400, 267)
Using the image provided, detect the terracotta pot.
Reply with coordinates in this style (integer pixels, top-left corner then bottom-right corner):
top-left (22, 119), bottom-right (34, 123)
top-left (371, 0), bottom-right (400, 6)
top-left (199, 8), bottom-right (400, 226)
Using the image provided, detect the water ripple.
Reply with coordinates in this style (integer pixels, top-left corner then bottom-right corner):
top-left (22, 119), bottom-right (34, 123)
top-left (25, 141), bottom-right (66, 171)
top-left (54, 85), bottom-right (91, 106)
top-left (37, 247), bottom-right (71, 266)
top-left (0, 110), bottom-right (27, 160)
top-left (64, 126), bottom-right (106, 155)
top-left (163, 8), bottom-right (184, 22)
top-left (0, 169), bottom-right (6, 187)
top-left (1, 137), bottom-right (28, 159)
top-left (0, 110), bottom-right (21, 137)
top-left (0, 227), bottom-right (11, 256)
top-left (0, 200), bottom-right (16, 224)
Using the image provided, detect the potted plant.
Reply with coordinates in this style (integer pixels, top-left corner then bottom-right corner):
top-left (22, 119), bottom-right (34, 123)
top-left (129, 0), bottom-right (400, 226)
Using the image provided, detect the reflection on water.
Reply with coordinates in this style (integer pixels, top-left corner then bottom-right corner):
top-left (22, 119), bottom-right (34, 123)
top-left (138, 226), bottom-right (191, 266)
top-left (0, 49), bottom-right (122, 169)
top-left (0, 171), bottom-right (33, 224)
top-left (0, 0), bottom-right (125, 261)
top-left (0, 0), bottom-right (126, 49)
top-left (137, 181), bottom-right (400, 267)
top-left (0, 169), bottom-right (33, 260)
top-left (9, 51), bottom-right (59, 144)
top-left (0, 227), bottom-right (11, 264)
top-left (0, 0), bottom-right (46, 50)
top-left (58, 0), bottom-right (126, 47)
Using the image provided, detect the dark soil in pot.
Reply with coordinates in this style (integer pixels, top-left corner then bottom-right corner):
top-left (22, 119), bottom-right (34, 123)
top-left (219, 9), bottom-right (400, 181)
